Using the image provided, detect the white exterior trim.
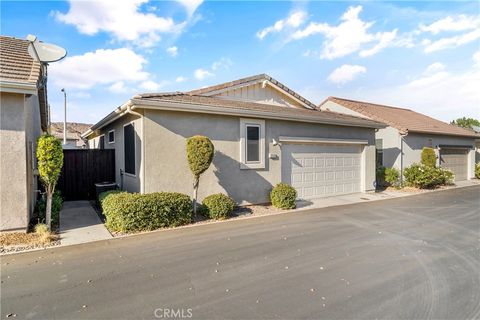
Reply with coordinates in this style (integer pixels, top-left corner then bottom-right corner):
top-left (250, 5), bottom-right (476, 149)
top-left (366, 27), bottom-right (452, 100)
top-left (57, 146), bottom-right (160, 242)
top-left (108, 130), bottom-right (115, 144)
top-left (239, 118), bottom-right (265, 169)
top-left (0, 81), bottom-right (37, 95)
top-left (279, 136), bottom-right (368, 145)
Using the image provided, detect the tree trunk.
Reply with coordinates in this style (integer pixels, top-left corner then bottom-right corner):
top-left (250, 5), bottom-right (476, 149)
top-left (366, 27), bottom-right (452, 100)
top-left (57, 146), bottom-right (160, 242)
top-left (192, 176), bottom-right (199, 217)
top-left (46, 188), bottom-right (52, 229)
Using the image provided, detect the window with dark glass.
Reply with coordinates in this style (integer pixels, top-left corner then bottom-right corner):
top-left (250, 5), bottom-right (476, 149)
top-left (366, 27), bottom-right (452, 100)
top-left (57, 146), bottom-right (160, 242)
top-left (108, 130), bottom-right (115, 143)
top-left (246, 125), bottom-right (260, 162)
top-left (99, 135), bottom-right (105, 149)
top-left (124, 123), bottom-right (135, 175)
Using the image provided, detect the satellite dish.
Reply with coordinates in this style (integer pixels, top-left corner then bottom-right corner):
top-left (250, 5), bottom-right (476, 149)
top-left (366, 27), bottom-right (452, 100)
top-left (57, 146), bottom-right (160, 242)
top-left (28, 40), bottom-right (67, 63)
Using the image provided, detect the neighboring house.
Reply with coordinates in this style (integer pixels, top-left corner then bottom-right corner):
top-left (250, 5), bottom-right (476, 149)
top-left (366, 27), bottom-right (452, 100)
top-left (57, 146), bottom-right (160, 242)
top-left (470, 125), bottom-right (480, 163)
top-left (0, 36), bottom-right (49, 232)
top-left (319, 97), bottom-right (478, 181)
top-left (82, 74), bottom-right (385, 204)
top-left (50, 122), bottom-right (90, 149)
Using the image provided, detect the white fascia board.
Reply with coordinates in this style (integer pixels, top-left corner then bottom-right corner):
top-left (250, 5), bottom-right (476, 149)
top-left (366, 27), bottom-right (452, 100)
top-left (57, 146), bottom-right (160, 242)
top-left (131, 98), bottom-right (385, 129)
top-left (81, 100), bottom-right (133, 138)
top-left (0, 81), bottom-right (37, 95)
top-left (279, 136), bottom-right (369, 145)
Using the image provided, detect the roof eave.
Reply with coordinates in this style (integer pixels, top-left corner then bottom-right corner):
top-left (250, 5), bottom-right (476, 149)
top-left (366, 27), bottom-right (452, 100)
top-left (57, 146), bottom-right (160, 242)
top-left (131, 98), bottom-right (386, 129)
top-left (0, 80), bottom-right (37, 95)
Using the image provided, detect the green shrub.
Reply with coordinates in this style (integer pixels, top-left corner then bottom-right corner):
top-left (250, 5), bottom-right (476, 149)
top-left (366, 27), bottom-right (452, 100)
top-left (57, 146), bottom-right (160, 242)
top-left (376, 166), bottom-right (386, 187)
top-left (201, 193), bottom-right (236, 220)
top-left (98, 189), bottom-right (123, 206)
top-left (270, 183), bottom-right (297, 209)
top-left (421, 147), bottom-right (437, 167)
top-left (186, 135), bottom-right (214, 214)
top-left (36, 134), bottom-right (63, 228)
top-left (35, 223), bottom-right (50, 234)
top-left (101, 192), bottom-right (192, 233)
top-left (385, 167), bottom-right (400, 187)
top-left (476, 162), bottom-right (480, 179)
top-left (404, 163), bottom-right (454, 189)
top-left (37, 190), bottom-right (63, 226)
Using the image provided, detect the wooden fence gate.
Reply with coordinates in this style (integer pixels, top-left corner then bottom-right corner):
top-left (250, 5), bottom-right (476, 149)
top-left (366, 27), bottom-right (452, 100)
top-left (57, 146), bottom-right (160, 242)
top-left (57, 149), bottom-right (116, 200)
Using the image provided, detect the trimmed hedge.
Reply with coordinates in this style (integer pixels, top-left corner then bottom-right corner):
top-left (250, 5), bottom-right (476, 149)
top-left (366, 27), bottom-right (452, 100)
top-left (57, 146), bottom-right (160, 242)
top-left (421, 147), bottom-right (436, 167)
top-left (98, 189), bottom-right (123, 206)
top-left (201, 193), bottom-right (236, 220)
top-left (101, 192), bottom-right (193, 232)
top-left (37, 190), bottom-right (63, 226)
top-left (404, 163), bottom-right (454, 189)
top-left (270, 183), bottom-right (297, 209)
top-left (377, 166), bottom-right (400, 188)
top-left (476, 162), bottom-right (480, 179)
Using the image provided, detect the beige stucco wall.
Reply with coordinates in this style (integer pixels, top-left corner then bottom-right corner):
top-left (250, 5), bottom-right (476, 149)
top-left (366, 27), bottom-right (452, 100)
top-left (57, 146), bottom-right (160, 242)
top-left (141, 109), bottom-right (376, 205)
top-left (1, 93), bottom-right (29, 231)
top-left (23, 94), bottom-right (42, 222)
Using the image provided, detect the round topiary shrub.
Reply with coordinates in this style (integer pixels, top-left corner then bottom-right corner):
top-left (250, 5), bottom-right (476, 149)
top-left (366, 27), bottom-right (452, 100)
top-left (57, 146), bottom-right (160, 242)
top-left (202, 193), bottom-right (236, 220)
top-left (270, 183), bottom-right (297, 209)
top-left (186, 135), bottom-right (214, 214)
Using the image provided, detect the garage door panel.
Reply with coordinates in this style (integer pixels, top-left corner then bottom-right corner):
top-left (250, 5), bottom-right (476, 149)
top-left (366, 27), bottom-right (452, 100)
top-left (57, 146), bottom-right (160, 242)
top-left (283, 144), bottom-right (362, 200)
top-left (440, 148), bottom-right (468, 181)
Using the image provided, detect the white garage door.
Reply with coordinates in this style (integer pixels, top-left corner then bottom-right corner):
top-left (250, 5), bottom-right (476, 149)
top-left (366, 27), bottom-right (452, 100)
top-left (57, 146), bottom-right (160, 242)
top-left (440, 148), bottom-right (468, 181)
top-left (282, 144), bottom-right (362, 200)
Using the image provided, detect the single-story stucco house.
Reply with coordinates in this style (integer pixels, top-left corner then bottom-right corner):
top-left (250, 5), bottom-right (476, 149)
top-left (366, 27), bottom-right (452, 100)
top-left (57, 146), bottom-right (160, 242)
top-left (82, 74), bottom-right (385, 204)
top-left (0, 36), bottom-right (49, 232)
top-left (319, 97), bottom-right (478, 181)
top-left (50, 122), bottom-right (91, 149)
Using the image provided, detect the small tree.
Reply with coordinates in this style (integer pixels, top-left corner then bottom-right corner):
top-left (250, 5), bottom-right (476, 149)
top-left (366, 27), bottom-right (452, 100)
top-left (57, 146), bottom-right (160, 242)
top-left (421, 147), bottom-right (436, 167)
top-left (186, 136), bottom-right (214, 215)
top-left (451, 117), bottom-right (480, 130)
top-left (36, 134), bottom-right (63, 229)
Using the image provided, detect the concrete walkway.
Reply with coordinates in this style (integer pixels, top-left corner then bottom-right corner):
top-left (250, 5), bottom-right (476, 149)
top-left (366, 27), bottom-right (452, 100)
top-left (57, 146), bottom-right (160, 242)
top-left (59, 201), bottom-right (112, 246)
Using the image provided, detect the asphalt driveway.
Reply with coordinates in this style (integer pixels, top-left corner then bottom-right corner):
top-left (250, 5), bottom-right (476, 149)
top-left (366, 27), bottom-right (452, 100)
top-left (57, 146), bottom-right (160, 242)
top-left (1, 186), bottom-right (479, 319)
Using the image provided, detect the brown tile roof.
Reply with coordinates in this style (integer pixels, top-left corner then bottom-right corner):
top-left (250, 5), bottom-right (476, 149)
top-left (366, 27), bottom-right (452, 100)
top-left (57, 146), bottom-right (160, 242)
top-left (0, 36), bottom-right (41, 84)
top-left (50, 122), bottom-right (92, 140)
top-left (133, 93), bottom-right (386, 129)
top-left (321, 97), bottom-right (478, 138)
top-left (187, 74), bottom-right (318, 109)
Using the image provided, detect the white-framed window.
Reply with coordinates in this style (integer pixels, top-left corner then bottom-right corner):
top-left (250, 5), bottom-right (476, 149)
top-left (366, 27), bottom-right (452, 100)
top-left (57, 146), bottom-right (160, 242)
top-left (123, 122), bottom-right (136, 176)
top-left (108, 130), bottom-right (115, 144)
top-left (240, 118), bottom-right (265, 169)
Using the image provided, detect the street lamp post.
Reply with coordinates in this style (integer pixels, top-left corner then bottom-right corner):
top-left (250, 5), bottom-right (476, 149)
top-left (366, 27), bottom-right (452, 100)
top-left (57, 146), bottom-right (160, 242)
top-left (61, 88), bottom-right (66, 145)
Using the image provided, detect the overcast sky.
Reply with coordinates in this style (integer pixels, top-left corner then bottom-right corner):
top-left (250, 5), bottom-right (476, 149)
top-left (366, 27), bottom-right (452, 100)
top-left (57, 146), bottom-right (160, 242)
top-left (2, 0), bottom-right (479, 124)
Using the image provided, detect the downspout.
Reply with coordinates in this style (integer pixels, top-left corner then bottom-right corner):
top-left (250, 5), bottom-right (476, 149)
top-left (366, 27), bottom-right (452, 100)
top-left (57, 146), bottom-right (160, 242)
top-left (400, 132), bottom-right (408, 187)
top-left (125, 105), bottom-right (145, 194)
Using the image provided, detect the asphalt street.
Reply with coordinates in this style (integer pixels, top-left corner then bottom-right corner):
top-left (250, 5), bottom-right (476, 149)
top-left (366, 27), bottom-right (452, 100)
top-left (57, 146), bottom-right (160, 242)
top-left (1, 186), bottom-right (479, 319)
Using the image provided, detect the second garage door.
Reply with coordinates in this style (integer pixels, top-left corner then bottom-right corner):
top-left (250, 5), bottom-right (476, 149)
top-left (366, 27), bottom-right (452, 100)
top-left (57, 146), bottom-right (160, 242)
top-left (439, 148), bottom-right (468, 181)
top-left (282, 144), bottom-right (362, 200)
